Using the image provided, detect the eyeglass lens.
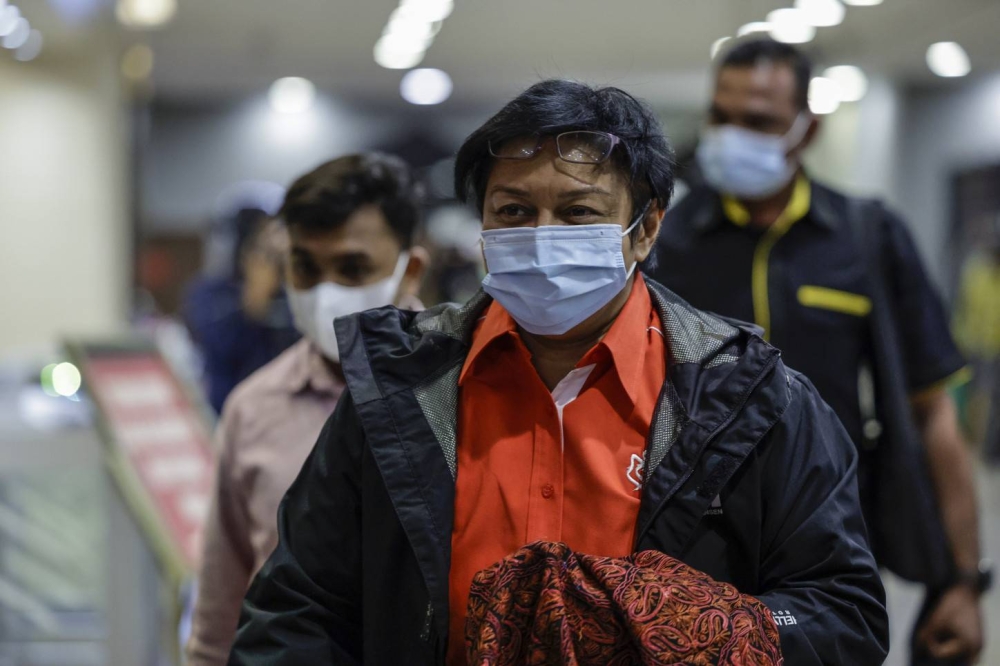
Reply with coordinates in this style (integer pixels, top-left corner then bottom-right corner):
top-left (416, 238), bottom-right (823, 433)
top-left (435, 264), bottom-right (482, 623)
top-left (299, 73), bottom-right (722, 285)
top-left (556, 131), bottom-right (615, 164)
top-left (489, 131), bottom-right (616, 163)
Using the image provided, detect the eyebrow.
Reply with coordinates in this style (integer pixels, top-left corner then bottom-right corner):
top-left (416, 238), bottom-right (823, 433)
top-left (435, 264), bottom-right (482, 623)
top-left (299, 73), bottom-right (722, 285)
top-left (487, 185), bottom-right (615, 199)
top-left (291, 246), bottom-right (372, 262)
top-left (488, 185), bottom-right (531, 198)
top-left (558, 186), bottom-right (614, 200)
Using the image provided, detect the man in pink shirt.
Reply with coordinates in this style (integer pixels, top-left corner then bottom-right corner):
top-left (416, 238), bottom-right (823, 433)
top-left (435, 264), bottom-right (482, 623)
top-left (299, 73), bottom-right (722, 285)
top-left (185, 153), bottom-right (428, 665)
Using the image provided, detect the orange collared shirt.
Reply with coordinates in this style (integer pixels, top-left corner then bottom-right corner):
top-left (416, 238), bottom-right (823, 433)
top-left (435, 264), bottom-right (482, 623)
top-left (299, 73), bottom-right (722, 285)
top-left (448, 274), bottom-right (668, 664)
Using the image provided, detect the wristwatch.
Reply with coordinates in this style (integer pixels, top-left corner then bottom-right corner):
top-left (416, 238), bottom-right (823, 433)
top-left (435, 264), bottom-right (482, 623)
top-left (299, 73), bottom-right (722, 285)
top-left (954, 559), bottom-right (994, 595)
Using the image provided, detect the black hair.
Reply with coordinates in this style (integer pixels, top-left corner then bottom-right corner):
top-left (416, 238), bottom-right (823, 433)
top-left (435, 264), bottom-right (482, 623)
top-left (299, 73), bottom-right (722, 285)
top-left (454, 79), bottom-right (675, 223)
top-left (719, 38), bottom-right (812, 111)
top-left (279, 152), bottom-right (421, 248)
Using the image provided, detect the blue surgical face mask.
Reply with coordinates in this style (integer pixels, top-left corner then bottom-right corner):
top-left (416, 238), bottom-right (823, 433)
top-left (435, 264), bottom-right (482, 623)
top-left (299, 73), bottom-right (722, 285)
top-left (480, 209), bottom-right (646, 336)
top-left (696, 114), bottom-right (809, 200)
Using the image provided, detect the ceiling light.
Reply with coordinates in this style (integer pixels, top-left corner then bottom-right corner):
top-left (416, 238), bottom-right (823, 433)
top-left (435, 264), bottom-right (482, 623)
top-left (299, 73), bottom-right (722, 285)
top-left (396, 0), bottom-right (453, 23)
top-left (51, 362), bottom-right (82, 398)
top-left (116, 0), bottom-right (177, 29)
top-left (121, 43), bottom-right (154, 81)
top-left (737, 22), bottom-right (773, 38)
top-left (374, 34), bottom-right (425, 69)
top-left (823, 65), bottom-right (868, 102)
top-left (767, 9), bottom-right (817, 44)
top-left (809, 76), bottom-right (842, 115)
top-left (268, 77), bottom-right (316, 114)
top-left (926, 41), bottom-right (971, 78)
top-left (794, 0), bottom-right (845, 27)
top-left (1, 17), bottom-right (29, 49)
top-left (383, 12), bottom-right (437, 48)
top-left (0, 5), bottom-right (19, 37)
top-left (400, 68), bottom-right (453, 105)
top-left (14, 28), bottom-right (41, 61)
top-left (710, 36), bottom-right (731, 60)
top-left (842, 0), bottom-right (882, 5)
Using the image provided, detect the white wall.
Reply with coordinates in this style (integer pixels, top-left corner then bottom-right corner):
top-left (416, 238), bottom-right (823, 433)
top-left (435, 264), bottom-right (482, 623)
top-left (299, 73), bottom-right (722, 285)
top-left (896, 72), bottom-right (1000, 289)
top-left (0, 50), bottom-right (130, 354)
top-left (804, 76), bottom-right (903, 206)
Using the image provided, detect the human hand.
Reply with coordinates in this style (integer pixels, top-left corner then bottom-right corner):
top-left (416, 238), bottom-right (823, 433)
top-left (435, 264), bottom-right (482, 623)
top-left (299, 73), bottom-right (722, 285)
top-left (915, 584), bottom-right (984, 663)
top-left (241, 221), bottom-right (288, 320)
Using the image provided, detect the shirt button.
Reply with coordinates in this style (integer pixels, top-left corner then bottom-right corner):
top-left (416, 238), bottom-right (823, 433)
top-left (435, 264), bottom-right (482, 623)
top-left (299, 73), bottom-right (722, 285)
top-left (541, 484), bottom-right (555, 499)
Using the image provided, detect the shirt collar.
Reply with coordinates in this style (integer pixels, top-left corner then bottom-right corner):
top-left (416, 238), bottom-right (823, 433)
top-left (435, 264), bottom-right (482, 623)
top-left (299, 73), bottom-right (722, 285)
top-left (459, 300), bottom-right (519, 387)
top-left (582, 273), bottom-right (654, 407)
top-left (720, 174), bottom-right (812, 230)
top-left (458, 274), bottom-right (655, 408)
top-left (695, 175), bottom-right (833, 233)
top-left (285, 338), bottom-right (343, 396)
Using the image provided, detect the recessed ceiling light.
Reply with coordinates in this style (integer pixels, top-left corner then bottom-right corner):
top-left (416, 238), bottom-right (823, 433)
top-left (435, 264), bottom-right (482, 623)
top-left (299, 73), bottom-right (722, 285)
top-left (767, 9), bottom-right (817, 44)
top-left (268, 77), bottom-right (316, 115)
top-left (396, 0), bottom-right (453, 23)
top-left (14, 28), bottom-right (42, 61)
top-left (823, 65), bottom-right (868, 102)
top-left (0, 5), bottom-right (20, 37)
top-left (926, 41), bottom-right (971, 78)
top-left (809, 76), bottom-right (842, 115)
top-left (400, 68), bottom-right (453, 105)
top-left (116, 0), bottom-right (177, 29)
top-left (374, 34), bottom-right (425, 69)
top-left (1, 17), bottom-right (30, 50)
top-left (842, 0), bottom-right (882, 5)
top-left (794, 0), bottom-right (845, 27)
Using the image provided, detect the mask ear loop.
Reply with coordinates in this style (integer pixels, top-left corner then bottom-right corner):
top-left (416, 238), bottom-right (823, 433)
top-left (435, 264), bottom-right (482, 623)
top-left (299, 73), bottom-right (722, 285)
top-left (620, 200), bottom-right (653, 237)
top-left (783, 113), bottom-right (812, 151)
top-left (622, 200), bottom-right (654, 276)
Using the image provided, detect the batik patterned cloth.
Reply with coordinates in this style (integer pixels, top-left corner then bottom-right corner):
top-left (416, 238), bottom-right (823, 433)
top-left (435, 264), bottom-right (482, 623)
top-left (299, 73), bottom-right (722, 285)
top-left (466, 541), bottom-right (783, 666)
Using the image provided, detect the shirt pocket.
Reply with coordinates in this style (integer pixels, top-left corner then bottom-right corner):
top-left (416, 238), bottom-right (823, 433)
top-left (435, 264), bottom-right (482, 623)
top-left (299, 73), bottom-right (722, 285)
top-left (797, 285), bottom-right (872, 317)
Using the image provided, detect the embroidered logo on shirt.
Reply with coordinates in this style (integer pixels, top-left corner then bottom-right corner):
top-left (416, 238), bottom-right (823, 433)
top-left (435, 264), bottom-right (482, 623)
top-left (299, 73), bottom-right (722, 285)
top-left (626, 454), bottom-right (645, 491)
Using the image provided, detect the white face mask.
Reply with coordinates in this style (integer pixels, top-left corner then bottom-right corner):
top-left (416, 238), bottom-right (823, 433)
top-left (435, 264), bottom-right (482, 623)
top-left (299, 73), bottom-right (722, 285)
top-left (481, 210), bottom-right (645, 337)
top-left (696, 114), bottom-right (809, 200)
top-left (287, 252), bottom-right (410, 362)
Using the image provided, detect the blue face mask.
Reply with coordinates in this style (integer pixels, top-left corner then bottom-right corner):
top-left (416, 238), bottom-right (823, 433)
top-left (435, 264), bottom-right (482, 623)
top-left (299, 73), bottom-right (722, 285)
top-left (481, 210), bottom-right (645, 336)
top-left (696, 114), bottom-right (809, 200)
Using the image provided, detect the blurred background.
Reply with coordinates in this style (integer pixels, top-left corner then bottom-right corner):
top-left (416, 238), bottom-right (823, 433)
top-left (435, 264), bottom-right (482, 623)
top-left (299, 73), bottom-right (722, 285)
top-left (1, 0), bottom-right (999, 664)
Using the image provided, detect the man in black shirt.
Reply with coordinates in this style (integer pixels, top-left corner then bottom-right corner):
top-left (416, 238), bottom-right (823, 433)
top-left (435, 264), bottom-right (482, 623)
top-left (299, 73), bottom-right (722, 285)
top-left (649, 38), bottom-right (988, 665)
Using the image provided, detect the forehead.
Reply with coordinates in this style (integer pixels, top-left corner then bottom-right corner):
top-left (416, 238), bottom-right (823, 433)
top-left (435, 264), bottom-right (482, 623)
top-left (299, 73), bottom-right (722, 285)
top-left (714, 63), bottom-right (800, 118)
top-left (288, 205), bottom-right (399, 253)
top-left (485, 141), bottom-right (627, 196)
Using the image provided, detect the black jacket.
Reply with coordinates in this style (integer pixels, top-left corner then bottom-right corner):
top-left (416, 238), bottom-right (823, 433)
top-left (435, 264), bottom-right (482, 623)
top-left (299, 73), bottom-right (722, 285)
top-left (229, 279), bottom-right (889, 665)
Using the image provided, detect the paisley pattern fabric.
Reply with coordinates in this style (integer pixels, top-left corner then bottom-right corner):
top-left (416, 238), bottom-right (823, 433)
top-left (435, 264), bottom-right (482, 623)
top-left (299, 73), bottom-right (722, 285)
top-left (465, 541), bottom-right (783, 666)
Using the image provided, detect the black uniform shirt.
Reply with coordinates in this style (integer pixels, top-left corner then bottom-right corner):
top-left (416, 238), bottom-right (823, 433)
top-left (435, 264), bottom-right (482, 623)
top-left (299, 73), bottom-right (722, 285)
top-left (650, 176), bottom-right (968, 447)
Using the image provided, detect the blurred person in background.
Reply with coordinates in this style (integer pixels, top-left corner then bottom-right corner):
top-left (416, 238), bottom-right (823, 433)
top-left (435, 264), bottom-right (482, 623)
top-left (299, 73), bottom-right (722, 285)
top-left (953, 214), bottom-right (1000, 464)
top-left (650, 38), bottom-right (988, 665)
top-left (229, 80), bottom-right (887, 665)
top-left (185, 153), bottom-right (427, 666)
top-left (183, 204), bottom-right (301, 413)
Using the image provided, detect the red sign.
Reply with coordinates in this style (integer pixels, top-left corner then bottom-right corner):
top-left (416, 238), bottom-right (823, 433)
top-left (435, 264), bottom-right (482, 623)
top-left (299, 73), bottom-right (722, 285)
top-left (83, 353), bottom-right (214, 571)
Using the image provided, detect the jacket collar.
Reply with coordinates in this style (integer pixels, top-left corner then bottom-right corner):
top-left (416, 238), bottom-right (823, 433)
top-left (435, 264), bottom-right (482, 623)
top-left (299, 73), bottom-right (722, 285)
top-left (394, 279), bottom-right (763, 481)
